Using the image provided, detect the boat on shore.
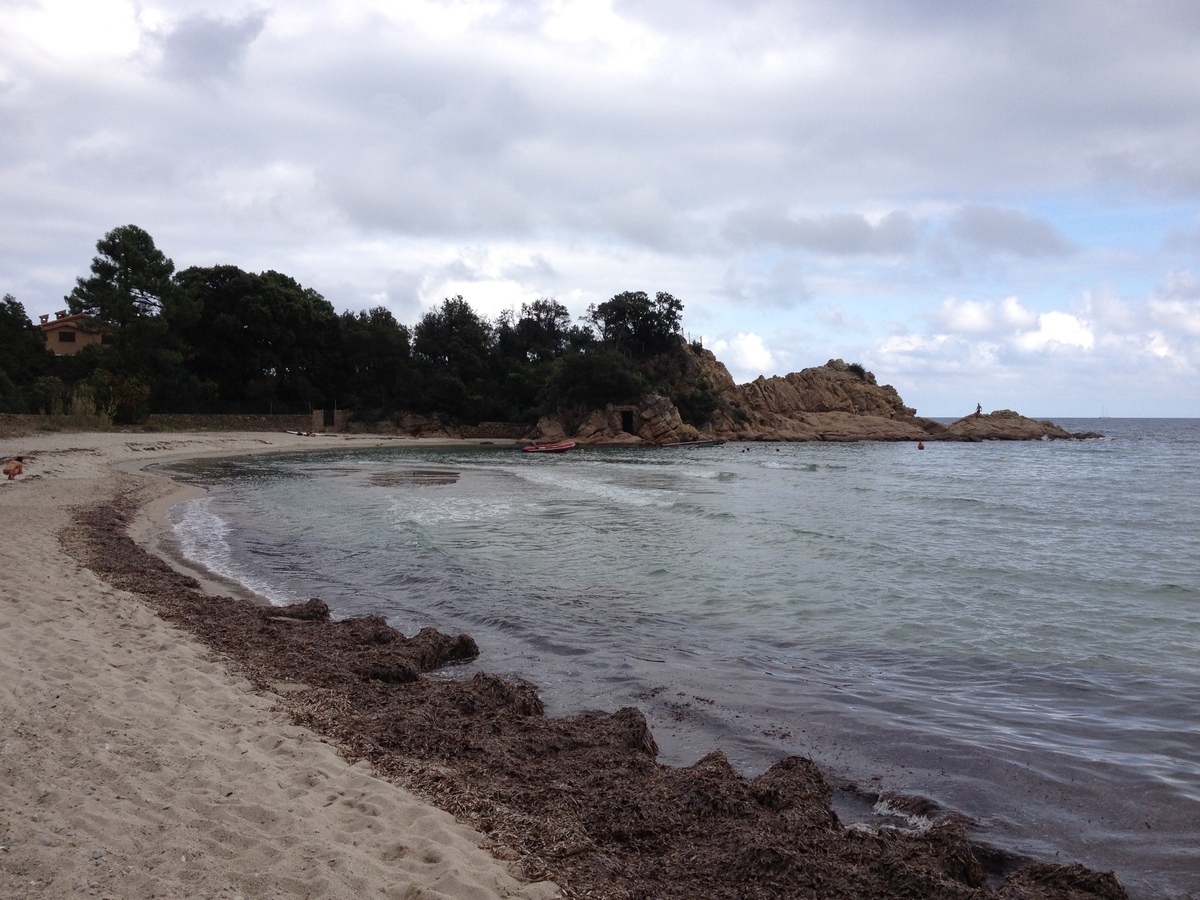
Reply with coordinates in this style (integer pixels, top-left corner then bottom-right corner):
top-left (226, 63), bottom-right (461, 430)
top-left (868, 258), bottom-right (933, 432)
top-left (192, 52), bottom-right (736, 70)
top-left (522, 440), bottom-right (577, 453)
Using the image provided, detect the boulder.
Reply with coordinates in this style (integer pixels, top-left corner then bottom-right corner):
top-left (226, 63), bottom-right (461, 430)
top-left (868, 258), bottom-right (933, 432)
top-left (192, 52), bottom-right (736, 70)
top-left (530, 413), bottom-right (570, 443)
top-left (532, 393), bottom-right (703, 445)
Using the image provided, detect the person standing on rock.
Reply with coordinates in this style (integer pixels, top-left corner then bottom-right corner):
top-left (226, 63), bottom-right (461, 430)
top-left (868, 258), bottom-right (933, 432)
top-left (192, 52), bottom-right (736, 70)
top-left (976, 403), bottom-right (982, 416)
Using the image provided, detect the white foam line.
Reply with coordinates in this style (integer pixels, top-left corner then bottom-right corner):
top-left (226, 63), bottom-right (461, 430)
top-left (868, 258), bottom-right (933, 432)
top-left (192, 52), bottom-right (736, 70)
top-left (172, 497), bottom-right (299, 607)
top-left (871, 799), bottom-right (935, 833)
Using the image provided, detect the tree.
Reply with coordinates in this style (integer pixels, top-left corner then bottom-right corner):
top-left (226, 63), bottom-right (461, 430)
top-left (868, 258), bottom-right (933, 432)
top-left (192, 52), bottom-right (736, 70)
top-left (541, 347), bottom-right (649, 410)
top-left (513, 297), bottom-right (573, 363)
top-left (0, 295), bottom-right (55, 412)
top-left (412, 296), bottom-right (495, 418)
top-left (584, 290), bottom-right (683, 357)
top-left (338, 306), bottom-right (413, 412)
top-left (62, 225), bottom-right (197, 413)
top-left (68, 225), bottom-right (176, 334)
top-left (414, 296), bottom-right (494, 372)
top-left (174, 265), bottom-right (340, 411)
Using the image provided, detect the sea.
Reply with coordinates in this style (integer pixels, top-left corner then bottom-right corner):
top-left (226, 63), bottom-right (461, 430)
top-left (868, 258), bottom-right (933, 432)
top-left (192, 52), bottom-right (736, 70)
top-left (156, 418), bottom-right (1200, 899)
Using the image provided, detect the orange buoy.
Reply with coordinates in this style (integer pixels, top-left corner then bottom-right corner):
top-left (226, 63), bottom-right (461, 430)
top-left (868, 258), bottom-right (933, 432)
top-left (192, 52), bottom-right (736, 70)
top-left (917, 442), bottom-right (925, 450)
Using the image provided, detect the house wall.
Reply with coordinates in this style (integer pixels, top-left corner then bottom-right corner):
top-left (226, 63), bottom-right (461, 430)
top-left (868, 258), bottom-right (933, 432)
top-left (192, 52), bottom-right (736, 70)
top-left (38, 312), bottom-right (106, 356)
top-left (43, 326), bottom-right (105, 355)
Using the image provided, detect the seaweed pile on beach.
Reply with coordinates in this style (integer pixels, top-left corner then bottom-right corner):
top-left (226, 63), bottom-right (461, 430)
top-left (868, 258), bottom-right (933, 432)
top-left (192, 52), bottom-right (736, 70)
top-left (63, 481), bottom-right (1128, 900)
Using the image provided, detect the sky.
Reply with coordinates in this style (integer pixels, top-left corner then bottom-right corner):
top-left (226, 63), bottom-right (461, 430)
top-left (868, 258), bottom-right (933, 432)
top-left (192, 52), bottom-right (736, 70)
top-left (3, 0), bottom-right (1199, 417)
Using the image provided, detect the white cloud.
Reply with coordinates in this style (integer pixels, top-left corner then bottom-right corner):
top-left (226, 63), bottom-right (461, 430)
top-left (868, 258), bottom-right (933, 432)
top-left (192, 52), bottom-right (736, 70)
top-left (1148, 298), bottom-right (1200, 336)
top-left (10, 0), bottom-right (141, 62)
top-left (706, 332), bottom-right (776, 383)
top-left (1016, 311), bottom-right (1094, 352)
top-left (378, 0), bottom-right (507, 38)
top-left (1001, 296), bottom-right (1039, 329)
top-left (1149, 271), bottom-right (1200, 335)
top-left (931, 297), bottom-right (994, 333)
top-left (1145, 331), bottom-right (1174, 359)
top-left (929, 295), bottom-right (1037, 335)
top-left (542, 0), bottom-right (663, 67)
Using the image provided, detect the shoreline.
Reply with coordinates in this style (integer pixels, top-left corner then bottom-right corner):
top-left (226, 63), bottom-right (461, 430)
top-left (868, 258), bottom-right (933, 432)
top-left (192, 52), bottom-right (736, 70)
top-left (0, 430), bottom-right (557, 899)
top-left (1, 431), bottom-right (1130, 898)
top-left (121, 433), bottom-right (503, 605)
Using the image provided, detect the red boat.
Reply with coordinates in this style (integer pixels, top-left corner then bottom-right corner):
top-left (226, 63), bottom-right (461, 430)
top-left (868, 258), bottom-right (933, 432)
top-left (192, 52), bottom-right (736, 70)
top-left (522, 440), bottom-right (576, 453)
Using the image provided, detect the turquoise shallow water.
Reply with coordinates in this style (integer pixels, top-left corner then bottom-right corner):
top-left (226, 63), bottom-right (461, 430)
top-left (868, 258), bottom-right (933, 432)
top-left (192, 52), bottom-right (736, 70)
top-left (161, 419), bottom-right (1200, 899)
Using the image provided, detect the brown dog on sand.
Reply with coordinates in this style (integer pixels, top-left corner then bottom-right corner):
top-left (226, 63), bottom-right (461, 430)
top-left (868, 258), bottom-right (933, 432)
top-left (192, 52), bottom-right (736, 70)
top-left (3, 456), bottom-right (24, 480)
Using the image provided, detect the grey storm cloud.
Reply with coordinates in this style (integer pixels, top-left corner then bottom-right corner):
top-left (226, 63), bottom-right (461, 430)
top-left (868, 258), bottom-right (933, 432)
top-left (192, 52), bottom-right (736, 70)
top-left (725, 208), bottom-right (918, 255)
top-left (152, 13), bottom-right (266, 85)
top-left (947, 206), bottom-right (1077, 257)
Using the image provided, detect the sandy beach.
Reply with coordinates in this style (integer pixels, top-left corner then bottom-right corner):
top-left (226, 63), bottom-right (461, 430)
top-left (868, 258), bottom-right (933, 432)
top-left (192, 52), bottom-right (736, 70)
top-left (0, 430), bottom-right (559, 900)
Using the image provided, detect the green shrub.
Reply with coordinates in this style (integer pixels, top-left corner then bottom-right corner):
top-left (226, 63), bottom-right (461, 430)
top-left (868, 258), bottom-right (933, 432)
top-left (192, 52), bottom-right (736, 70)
top-left (672, 381), bottom-right (722, 427)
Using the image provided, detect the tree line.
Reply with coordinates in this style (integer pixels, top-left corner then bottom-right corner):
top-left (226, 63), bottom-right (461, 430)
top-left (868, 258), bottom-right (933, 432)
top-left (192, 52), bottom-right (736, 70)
top-left (1, 224), bottom-right (713, 426)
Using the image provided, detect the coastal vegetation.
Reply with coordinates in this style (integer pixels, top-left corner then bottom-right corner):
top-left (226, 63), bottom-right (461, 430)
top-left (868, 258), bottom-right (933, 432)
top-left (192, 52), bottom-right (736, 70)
top-left (1, 224), bottom-right (705, 427)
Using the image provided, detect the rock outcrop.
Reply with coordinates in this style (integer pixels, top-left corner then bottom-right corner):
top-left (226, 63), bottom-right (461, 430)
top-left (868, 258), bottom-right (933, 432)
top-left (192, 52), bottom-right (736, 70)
top-left (530, 395), bottom-right (704, 446)
top-left (941, 409), bottom-right (1074, 441)
top-left (528, 343), bottom-right (1095, 445)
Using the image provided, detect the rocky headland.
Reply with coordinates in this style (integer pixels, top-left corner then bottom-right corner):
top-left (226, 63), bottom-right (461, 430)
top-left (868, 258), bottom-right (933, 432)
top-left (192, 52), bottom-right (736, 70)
top-left (528, 344), bottom-right (1096, 446)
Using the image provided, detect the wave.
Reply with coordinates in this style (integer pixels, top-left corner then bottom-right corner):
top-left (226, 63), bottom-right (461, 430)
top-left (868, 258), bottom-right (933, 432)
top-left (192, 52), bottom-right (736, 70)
top-left (171, 497), bottom-right (299, 606)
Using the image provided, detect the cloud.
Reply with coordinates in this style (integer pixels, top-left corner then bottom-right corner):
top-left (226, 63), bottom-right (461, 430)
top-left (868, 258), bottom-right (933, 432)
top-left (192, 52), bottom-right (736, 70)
top-left (1145, 331), bottom-right (1174, 359)
top-left (722, 255), bottom-right (812, 309)
top-left (1016, 311), bottom-right (1094, 352)
top-left (1148, 270), bottom-right (1200, 336)
top-left (947, 206), bottom-right (1076, 257)
top-left (725, 208), bottom-right (917, 255)
top-left (929, 295), bottom-right (1038, 334)
top-left (588, 186), bottom-right (687, 250)
top-left (1092, 151), bottom-right (1200, 200)
top-left (542, 0), bottom-right (664, 65)
top-left (705, 332), bottom-right (776, 383)
top-left (871, 271), bottom-right (1200, 415)
top-left (150, 12), bottom-right (266, 85)
top-left (383, 269), bottom-right (425, 321)
top-left (926, 295), bottom-right (1095, 357)
top-left (500, 253), bottom-right (557, 282)
top-left (4, 0), bottom-right (1200, 414)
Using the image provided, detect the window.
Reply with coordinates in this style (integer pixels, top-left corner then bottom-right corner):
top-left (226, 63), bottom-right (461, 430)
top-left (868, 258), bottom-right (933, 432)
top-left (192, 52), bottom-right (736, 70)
top-left (58, 331), bottom-right (76, 343)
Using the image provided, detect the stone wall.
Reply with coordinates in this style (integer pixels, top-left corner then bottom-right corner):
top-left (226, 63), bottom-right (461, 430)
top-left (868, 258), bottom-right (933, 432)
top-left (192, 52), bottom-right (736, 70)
top-left (457, 422), bottom-right (529, 439)
top-left (145, 413), bottom-right (314, 432)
